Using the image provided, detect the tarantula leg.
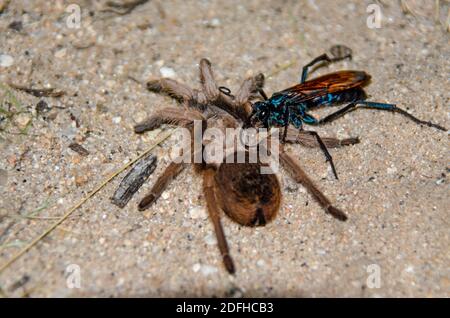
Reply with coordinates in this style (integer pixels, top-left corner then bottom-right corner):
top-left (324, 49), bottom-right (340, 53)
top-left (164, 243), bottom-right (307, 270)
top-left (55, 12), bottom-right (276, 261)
top-left (235, 73), bottom-right (265, 105)
top-left (138, 162), bottom-right (185, 210)
top-left (147, 78), bottom-right (194, 101)
top-left (285, 128), bottom-right (360, 148)
top-left (199, 59), bottom-right (237, 116)
top-left (199, 59), bottom-right (220, 100)
top-left (279, 150), bottom-right (347, 221)
top-left (134, 106), bottom-right (204, 133)
top-left (235, 73), bottom-right (265, 120)
top-left (203, 168), bottom-right (235, 274)
top-left (147, 78), bottom-right (207, 106)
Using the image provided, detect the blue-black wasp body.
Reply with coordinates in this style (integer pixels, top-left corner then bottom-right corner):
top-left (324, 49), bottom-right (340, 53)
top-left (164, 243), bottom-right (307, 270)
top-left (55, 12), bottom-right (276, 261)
top-left (249, 70), bottom-right (446, 132)
top-left (241, 47), bottom-right (447, 179)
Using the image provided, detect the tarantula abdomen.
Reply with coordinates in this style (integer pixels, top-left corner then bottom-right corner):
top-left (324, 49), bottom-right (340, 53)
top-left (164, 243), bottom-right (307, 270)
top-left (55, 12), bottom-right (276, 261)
top-left (214, 152), bottom-right (281, 227)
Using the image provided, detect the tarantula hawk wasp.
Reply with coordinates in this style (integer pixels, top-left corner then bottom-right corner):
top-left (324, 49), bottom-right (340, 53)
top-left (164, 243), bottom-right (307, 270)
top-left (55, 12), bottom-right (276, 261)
top-left (131, 47), bottom-right (446, 274)
top-left (222, 45), bottom-right (447, 179)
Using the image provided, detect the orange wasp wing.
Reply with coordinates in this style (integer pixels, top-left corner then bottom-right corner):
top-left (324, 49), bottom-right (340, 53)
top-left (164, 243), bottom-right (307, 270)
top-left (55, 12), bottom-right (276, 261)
top-left (278, 70), bottom-right (371, 104)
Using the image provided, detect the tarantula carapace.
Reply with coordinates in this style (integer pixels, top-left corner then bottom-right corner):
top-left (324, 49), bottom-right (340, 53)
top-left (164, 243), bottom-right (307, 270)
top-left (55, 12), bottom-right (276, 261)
top-left (134, 59), bottom-right (359, 274)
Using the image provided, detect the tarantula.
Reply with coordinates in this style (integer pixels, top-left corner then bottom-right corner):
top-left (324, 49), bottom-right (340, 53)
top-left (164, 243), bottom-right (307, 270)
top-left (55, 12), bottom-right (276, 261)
top-left (134, 59), bottom-right (359, 273)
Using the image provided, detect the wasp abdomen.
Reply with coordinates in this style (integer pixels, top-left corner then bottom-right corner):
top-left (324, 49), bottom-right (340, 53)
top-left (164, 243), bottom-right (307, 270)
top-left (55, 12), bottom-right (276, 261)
top-left (309, 88), bottom-right (367, 108)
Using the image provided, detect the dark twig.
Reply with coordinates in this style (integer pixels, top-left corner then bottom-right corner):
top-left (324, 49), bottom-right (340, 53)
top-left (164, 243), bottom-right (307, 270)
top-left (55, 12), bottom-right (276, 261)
top-left (111, 154), bottom-right (157, 208)
top-left (8, 83), bottom-right (65, 98)
top-left (69, 143), bottom-right (90, 157)
top-left (101, 0), bottom-right (150, 15)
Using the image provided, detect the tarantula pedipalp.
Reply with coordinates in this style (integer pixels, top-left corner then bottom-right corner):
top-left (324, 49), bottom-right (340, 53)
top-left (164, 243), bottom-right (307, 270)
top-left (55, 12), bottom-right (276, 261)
top-left (134, 59), bottom-right (358, 273)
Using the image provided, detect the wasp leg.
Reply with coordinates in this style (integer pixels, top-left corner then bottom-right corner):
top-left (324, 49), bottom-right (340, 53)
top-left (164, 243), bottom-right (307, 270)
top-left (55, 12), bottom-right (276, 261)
top-left (257, 88), bottom-right (269, 101)
top-left (362, 102), bottom-right (447, 131)
top-left (282, 106), bottom-right (290, 142)
top-left (300, 47), bottom-right (352, 83)
top-left (315, 101), bottom-right (447, 131)
top-left (302, 130), bottom-right (339, 180)
top-left (300, 54), bottom-right (331, 83)
top-left (314, 102), bottom-right (357, 124)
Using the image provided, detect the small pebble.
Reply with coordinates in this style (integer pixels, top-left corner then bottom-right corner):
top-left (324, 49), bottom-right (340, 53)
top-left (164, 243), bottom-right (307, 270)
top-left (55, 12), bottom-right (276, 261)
top-left (55, 48), bottom-right (67, 59)
top-left (0, 54), bottom-right (14, 67)
top-left (387, 166), bottom-right (397, 175)
top-left (160, 66), bottom-right (176, 78)
top-left (188, 206), bottom-right (207, 219)
top-left (200, 265), bottom-right (218, 276)
top-left (210, 18), bottom-right (221, 27)
top-left (205, 18), bottom-right (221, 28)
top-left (75, 173), bottom-right (89, 186)
top-left (14, 113), bottom-right (32, 130)
top-left (161, 191), bottom-right (170, 200)
top-left (226, 287), bottom-right (244, 298)
top-left (204, 233), bottom-right (216, 245)
top-left (106, 80), bottom-right (116, 88)
top-left (404, 265), bottom-right (414, 273)
top-left (192, 263), bottom-right (201, 272)
top-left (256, 259), bottom-right (266, 267)
top-left (132, 111), bottom-right (147, 123)
top-left (116, 278), bottom-right (125, 287)
top-left (112, 116), bottom-right (122, 124)
top-left (317, 249), bottom-right (327, 255)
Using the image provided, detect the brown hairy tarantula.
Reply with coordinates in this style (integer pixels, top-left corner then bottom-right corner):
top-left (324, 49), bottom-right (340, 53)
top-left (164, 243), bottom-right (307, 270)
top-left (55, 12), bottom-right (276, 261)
top-left (134, 59), bottom-right (359, 274)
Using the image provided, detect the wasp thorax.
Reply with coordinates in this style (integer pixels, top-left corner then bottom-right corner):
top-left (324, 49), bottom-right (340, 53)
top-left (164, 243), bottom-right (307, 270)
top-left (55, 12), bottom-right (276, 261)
top-left (214, 152), bottom-right (281, 227)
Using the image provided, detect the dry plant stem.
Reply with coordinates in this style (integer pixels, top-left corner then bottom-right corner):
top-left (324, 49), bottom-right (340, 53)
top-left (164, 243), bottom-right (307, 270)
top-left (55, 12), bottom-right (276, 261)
top-left (0, 130), bottom-right (173, 274)
top-left (8, 82), bottom-right (65, 97)
top-left (279, 149), bottom-right (347, 221)
top-left (203, 169), bottom-right (235, 274)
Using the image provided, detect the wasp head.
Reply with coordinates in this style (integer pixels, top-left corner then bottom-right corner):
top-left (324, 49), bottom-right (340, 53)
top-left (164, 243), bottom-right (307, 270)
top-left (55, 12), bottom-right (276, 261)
top-left (246, 101), bottom-right (271, 128)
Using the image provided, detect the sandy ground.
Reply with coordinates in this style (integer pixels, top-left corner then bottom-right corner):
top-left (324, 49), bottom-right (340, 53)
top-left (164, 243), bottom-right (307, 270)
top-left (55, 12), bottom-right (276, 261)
top-left (0, 0), bottom-right (449, 297)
